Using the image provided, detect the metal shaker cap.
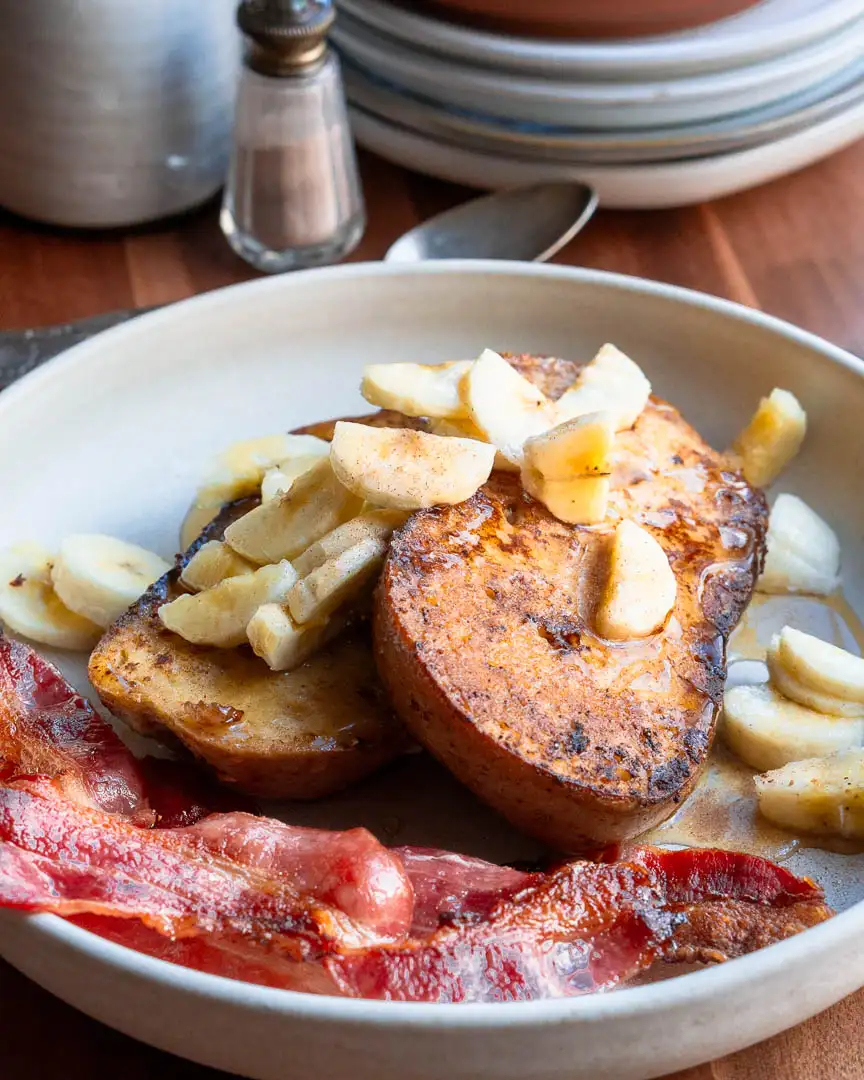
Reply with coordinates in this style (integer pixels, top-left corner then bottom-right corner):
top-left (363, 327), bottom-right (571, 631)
top-left (237, 0), bottom-right (335, 74)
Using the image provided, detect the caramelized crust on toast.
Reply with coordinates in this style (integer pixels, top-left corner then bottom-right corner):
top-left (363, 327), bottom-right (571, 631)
top-left (375, 356), bottom-right (768, 850)
top-left (89, 470), bottom-right (408, 802)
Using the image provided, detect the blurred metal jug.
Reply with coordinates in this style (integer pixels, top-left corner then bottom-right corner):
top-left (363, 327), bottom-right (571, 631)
top-left (0, 0), bottom-right (240, 228)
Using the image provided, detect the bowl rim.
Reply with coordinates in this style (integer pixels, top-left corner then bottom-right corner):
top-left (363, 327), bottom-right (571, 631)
top-left (4, 258), bottom-right (864, 1027)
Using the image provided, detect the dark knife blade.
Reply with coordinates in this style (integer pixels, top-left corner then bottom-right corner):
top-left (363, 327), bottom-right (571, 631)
top-left (0, 308), bottom-right (158, 391)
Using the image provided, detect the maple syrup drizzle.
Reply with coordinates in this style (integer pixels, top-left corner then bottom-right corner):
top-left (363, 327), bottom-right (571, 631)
top-left (638, 590), bottom-right (864, 861)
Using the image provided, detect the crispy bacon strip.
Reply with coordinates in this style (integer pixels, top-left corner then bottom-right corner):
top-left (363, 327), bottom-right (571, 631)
top-left (0, 779), bottom-right (831, 1002)
top-left (0, 636), bottom-right (152, 823)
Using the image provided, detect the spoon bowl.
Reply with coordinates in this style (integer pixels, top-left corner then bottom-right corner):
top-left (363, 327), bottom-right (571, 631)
top-left (384, 181), bottom-right (598, 263)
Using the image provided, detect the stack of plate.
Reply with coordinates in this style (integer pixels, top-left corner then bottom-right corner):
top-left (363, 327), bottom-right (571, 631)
top-left (334, 0), bottom-right (864, 207)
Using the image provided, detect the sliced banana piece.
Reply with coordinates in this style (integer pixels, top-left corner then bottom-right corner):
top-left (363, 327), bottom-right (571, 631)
top-left (757, 493), bottom-right (840, 596)
top-left (260, 454), bottom-right (327, 503)
top-left (361, 361), bottom-right (472, 419)
top-left (460, 348), bottom-right (557, 466)
top-left (247, 603), bottom-right (347, 673)
top-left (555, 344), bottom-right (651, 431)
top-left (521, 411), bottom-right (615, 525)
top-left (288, 535), bottom-right (388, 626)
top-left (52, 535), bottom-right (171, 628)
top-left (767, 627), bottom-right (864, 717)
top-left (429, 417), bottom-right (518, 473)
top-left (722, 682), bottom-right (864, 772)
top-left (595, 519), bottom-right (676, 641)
top-left (0, 544), bottom-right (101, 650)
top-left (180, 541), bottom-right (256, 593)
top-left (329, 422), bottom-right (495, 511)
top-left (755, 750), bottom-right (864, 839)
top-left (180, 434), bottom-right (330, 549)
top-left (158, 560), bottom-right (298, 648)
top-left (293, 509), bottom-right (407, 578)
top-left (731, 388), bottom-right (806, 488)
top-left (224, 459), bottom-right (363, 565)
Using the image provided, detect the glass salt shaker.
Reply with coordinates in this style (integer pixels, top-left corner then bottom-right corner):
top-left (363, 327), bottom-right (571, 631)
top-left (221, 0), bottom-right (366, 272)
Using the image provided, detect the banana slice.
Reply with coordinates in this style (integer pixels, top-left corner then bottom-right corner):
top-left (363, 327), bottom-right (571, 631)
top-left (461, 348), bottom-right (557, 466)
top-left (224, 459), bottom-right (363, 565)
top-left (767, 627), bottom-right (864, 717)
top-left (260, 454), bottom-right (327, 503)
top-left (0, 544), bottom-right (101, 650)
top-left (180, 434), bottom-right (330, 549)
top-left (293, 510), bottom-right (407, 578)
top-left (429, 418), bottom-right (518, 473)
top-left (361, 361), bottom-right (473, 419)
top-left (595, 520), bottom-right (676, 641)
top-left (288, 535), bottom-right (388, 626)
top-left (731, 388), bottom-right (807, 488)
top-left (757, 494), bottom-right (840, 596)
top-left (521, 411), bottom-right (615, 525)
top-left (329, 422), bottom-right (495, 511)
top-left (555, 345), bottom-right (651, 431)
top-left (180, 541), bottom-right (256, 593)
top-left (722, 682), bottom-right (864, 772)
top-left (158, 560), bottom-right (298, 648)
top-left (247, 603), bottom-right (347, 673)
top-left (755, 750), bottom-right (864, 839)
top-left (52, 535), bottom-right (171, 628)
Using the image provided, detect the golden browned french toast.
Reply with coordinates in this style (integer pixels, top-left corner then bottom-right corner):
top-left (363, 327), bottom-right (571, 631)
top-left (89, 491), bottom-right (408, 802)
top-left (375, 355), bottom-right (769, 850)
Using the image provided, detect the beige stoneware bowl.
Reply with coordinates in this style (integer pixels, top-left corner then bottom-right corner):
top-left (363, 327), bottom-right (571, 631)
top-left (0, 263), bottom-right (862, 1080)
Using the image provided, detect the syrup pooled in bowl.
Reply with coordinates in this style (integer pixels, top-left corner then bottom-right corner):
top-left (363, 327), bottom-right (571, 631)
top-left (640, 590), bottom-right (864, 864)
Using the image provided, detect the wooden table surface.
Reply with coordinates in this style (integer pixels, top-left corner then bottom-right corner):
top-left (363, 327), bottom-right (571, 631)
top-left (1, 145), bottom-right (864, 1080)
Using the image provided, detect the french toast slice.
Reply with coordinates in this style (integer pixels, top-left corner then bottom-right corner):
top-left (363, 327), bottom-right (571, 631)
top-left (375, 355), bottom-right (769, 850)
top-left (88, 416), bottom-right (414, 802)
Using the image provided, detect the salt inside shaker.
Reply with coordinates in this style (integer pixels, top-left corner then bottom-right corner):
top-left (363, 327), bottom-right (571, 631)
top-left (221, 0), bottom-right (366, 272)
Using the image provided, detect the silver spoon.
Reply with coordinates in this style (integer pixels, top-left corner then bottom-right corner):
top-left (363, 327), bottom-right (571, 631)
top-left (384, 181), bottom-right (598, 264)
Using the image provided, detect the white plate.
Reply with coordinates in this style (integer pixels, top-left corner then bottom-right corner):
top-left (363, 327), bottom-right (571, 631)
top-left (349, 98), bottom-right (864, 208)
top-left (336, 0), bottom-right (864, 79)
top-left (344, 61), bottom-right (864, 164)
top-left (332, 15), bottom-right (864, 129)
top-left (1, 263), bottom-right (864, 1079)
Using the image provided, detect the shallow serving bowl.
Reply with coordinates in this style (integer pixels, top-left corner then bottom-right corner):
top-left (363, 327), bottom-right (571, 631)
top-left (0, 263), bottom-right (863, 1080)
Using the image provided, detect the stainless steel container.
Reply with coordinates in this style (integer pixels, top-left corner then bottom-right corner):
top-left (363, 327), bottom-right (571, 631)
top-left (0, 0), bottom-right (241, 228)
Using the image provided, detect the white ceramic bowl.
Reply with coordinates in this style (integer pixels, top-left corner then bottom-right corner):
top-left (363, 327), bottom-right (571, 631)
top-left (0, 0), bottom-right (239, 228)
top-left (0, 263), bottom-right (863, 1080)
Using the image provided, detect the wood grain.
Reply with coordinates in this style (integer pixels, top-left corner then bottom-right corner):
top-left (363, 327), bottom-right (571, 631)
top-left (1, 143), bottom-right (864, 1079)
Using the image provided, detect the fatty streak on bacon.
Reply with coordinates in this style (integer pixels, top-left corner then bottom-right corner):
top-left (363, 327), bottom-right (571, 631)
top-left (0, 636), bottom-right (152, 823)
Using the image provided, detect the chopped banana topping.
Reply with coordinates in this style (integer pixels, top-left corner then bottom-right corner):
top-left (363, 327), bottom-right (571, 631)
top-left (180, 541), bottom-right (256, 593)
top-left (247, 603), bottom-right (347, 672)
top-left (767, 626), bottom-right (864, 718)
top-left (260, 454), bottom-right (332, 503)
top-left (755, 750), bottom-right (864, 839)
top-left (179, 434), bottom-right (330, 549)
top-left (460, 348), bottom-right (557, 466)
top-left (288, 535), bottom-right (388, 626)
top-left (595, 520), bottom-right (676, 641)
top-left (361, 361), bottom-right (472, 419)
top-left (521, 411), bottom-right (615, 526)
top-left (293, 510), bottom-right (407, 578)
top-left (224, 459), bottom-right (363, 565)
top-left (158, 560), bottom-right (298, 648)
top-left (329, 422), bottom-right (495, 511)
top-left (722, 683), bottom-right (864, 772)
top-left (731, 388), bottom-right (806, 488)
top-left (757, 493), bottom-right (840, 596)
top-left (556, 344), bottom-right (651, 431)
